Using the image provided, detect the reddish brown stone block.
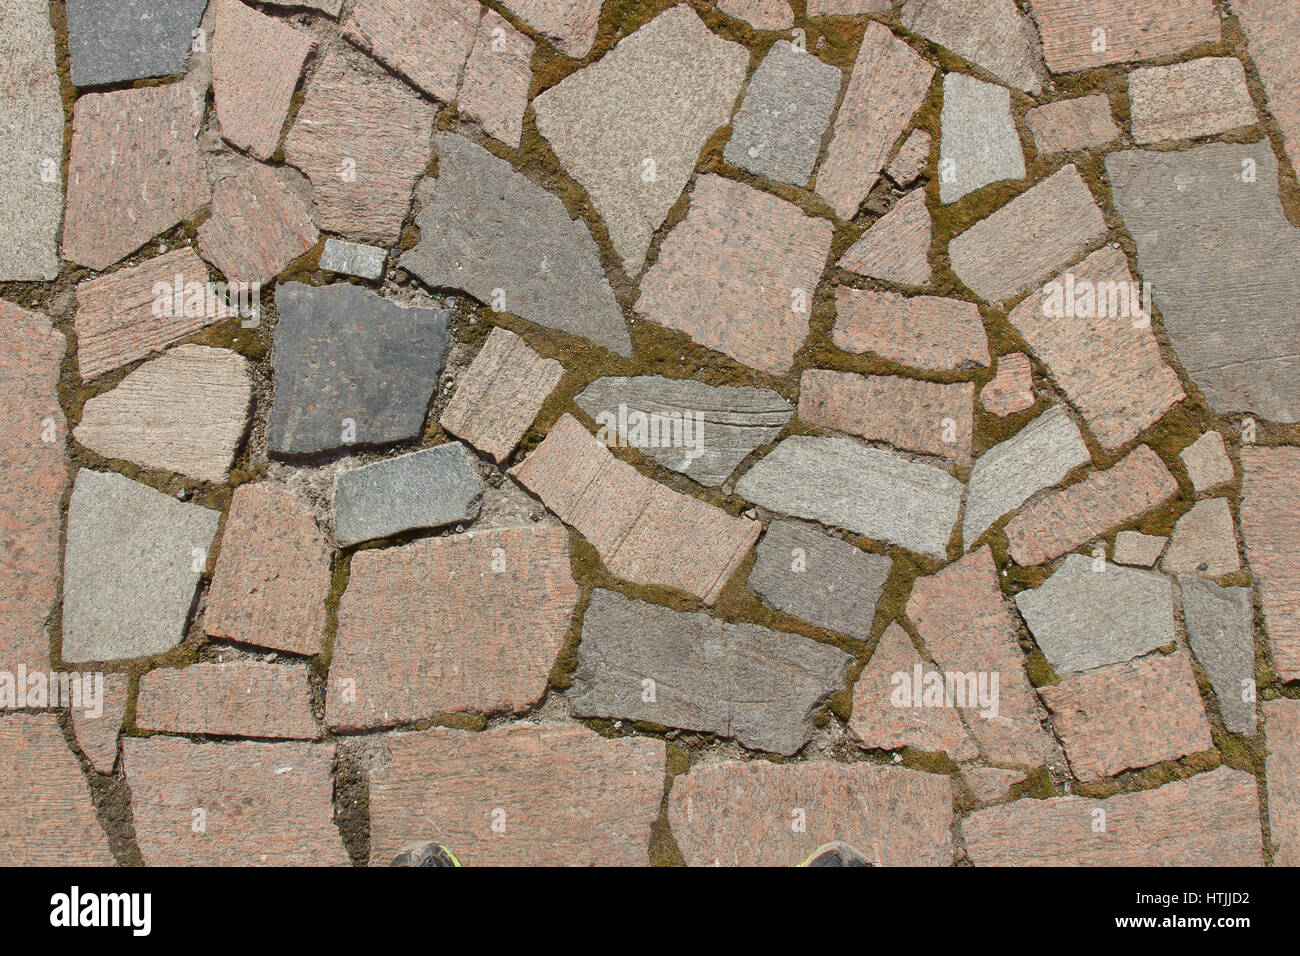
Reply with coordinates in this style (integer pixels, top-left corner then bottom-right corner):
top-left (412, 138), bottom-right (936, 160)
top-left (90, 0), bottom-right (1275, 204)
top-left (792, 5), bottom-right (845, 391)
top-left (500, 0), bottom-right (604, 59)
top-left (458, 8), bottom-right (536, 148)
top-left (198, 164), bottom-right (318, 285)
top-left (980, 353), bottom-right (1034, 418)
top-left (136, 662), bottom-right (319, 740)
top-left (1241, 446), bottom-right (1300, 682)
top-left (833, 287), bottom-right (989, 371)
top-left (1030, 0), bottom-right (1220, 74)
top-left (1025, 94), bottom-right (1119, 155)
top-left (1265, 698), bottom-right (1300, 865)
top-left (344, 0), bottom-right (479, 103)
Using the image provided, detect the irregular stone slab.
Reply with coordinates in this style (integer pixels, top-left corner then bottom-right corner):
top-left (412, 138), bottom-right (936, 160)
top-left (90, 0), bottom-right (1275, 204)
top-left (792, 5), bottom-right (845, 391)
top-left (319, 239), bottom-right (386, 281)
top-left (62, 470), bottom-right (219, 663)
top-left (908, 548), bottom-right (1051, 765)
top-left (724, 40), bottom-right (842, 187)
top-left (1040, 652), bottom-right (1212, 781)
top-left (0, 303), bottom-right (66, 675)
top-left (269, 282), bottom-right (450, 456)
top-left (500, 0), bottom-right (602, 58)
top-left (1181, 431), bottom-right (1233, 493)
top-left (948, 165), bottom-right (1106, 304)
top-left (1129, 57), bottom-right (1255, 145)
top-left (533, 5), bottom-right (749, 271)
top-left (1005, 445), bottom-right (1179, 567)
top-left (1106, 143), bottom-right (1300, 421)
top-left (799, 370), bottom-right (974, 464)
top-left (807, 0), bottom-right (891, 12)
top-left (1005, 246), bottom-right (1186, 450)
top-left (668, 759), bottom-right (953, 866)
top-left (213, 0), bottom-right (315, 160)
top-left (124, 737), bottom-right (349, 865)
top-left (67, 0), bottom-right (208, 87)
top-left (840, 188), bottom-right (931, 285)
top-left (1113, 530), bottom-right (1166, 568)
top-left (1234, 0), bottom-right (1300, 170)
top-left (283, 55), bottom-right (437, 240)
top-left (964, 767), bottom-right (1262, 865)
top-left (199, 164), bottom-right (318, 285)
top-left (75, 345), bottom-right (252, 483)
top-left (70, 673), bottom-right (129, 773)
top-left (401, 135), bottom-right (629, 355)
top-left (205, 482), bottom-right (332, 657)
top-left (979, 352), bottom-right (1034, 418)
top-left (64, 82), bottom-right (210, 271)
top-left (1241, 447), bottom-right (1300, 681)
top-left (332, 443), bottom-right (484, 547)
top-left (748, 519), bottom-right (892, 641)
top-left (886, 129), bottom-right (931, 186)
top-left (900, 0), bottom-right (1044, 93)
top-left (1030, 0), bottom-right (1220, 74)
top-left (369, 725), bottom-right (663, 866)
top-left (575, 375), bottom-right (792, 486)
top-left (574, 590), bottom-right (851, 755)
top-left (736, 436), bottom-right (963, 559)
top-left (816, 22), bottom-right (935, 220)
top-left (137, 662), bottom-right (318, 739)
top-left (458, 8), bottom-right (535, 148)
top-left (0, 715), bottom-right (114, 865)
top-left (833, 288), bottom-right (989, 371)
top-left (1014, 554), bottom-right (1176, 674)
top-left (0, 0), bottom-right (62, 280)
top-left (343, 0), bottom-right (478, 103)
top-left (1265, 699), bottom-right (1300, 865)
top-left (718, 0), bottom-right (794, 30)
top-left (510, 415), bottom-right (760, 604)
top-left (850, 623), bottom-right (979, 759)
top-left (938, 73), bottom-right (1026, 204)
top-left (1182, 576), bottom-right (1256, 736)
top-left (1163, 498), bottom-right (1241, 577)
top-left (1025, 94), bottom-right (1119, 155)
top-left (962, 406), bottom-right (1090, 547)
top-left (964, 767), bottom-right (1026, 802)
top-left (636, 174), bottom-right (833, 374)
top-left (442, 327), bottom-right (565, 464)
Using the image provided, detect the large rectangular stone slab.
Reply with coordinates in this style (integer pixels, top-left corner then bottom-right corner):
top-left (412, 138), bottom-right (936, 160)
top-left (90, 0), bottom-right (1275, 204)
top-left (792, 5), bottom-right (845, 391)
top-left (136, 662), bottom-right (318, 739)
top-left (1025, 94), bottom-right (1118, 156)
top-left (832, 288), bottom-right (989, 371)
top-left (1030, 0), bottom-right (1220, 74)
top-left (1240, 446), bottom-right (1300, 681)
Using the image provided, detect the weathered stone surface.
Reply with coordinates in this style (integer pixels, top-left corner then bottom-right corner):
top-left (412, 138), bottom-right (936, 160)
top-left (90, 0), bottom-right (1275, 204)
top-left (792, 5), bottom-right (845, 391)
top-left (886, 129), bottom-right (931, 186)
top-left (833, 288), bottom-right (989, 371)
top-left (668, 759), bottom-right (953, 866)
top-left (949, 165), bottom-right (1106, 304)
top-left (908, 548), bottom-right (1051, 766)
top-left (67, 0), bottom-right (208, 86)
top-left (319, 239), bottom-right (386, 281)
top-left (1030, 0), bottom-right (1220, 74)
top-left (74, 345), bottom-right (252, 484)
top-left (1265, 699), bottom-right (1300, 865)
top-left (964, 767), bottom-right (1262, 865)
top-left (205, 482), bottom-right (332, 657)
top-left (1005, 445), bottom-right (1179, 567)
top-left (443, 327), bottom-right (565, 464)
top-left (369, 725), bottom-right (664, 866)
top-left (840, 188), bottom-right (931, 286)
top-left (964, 766), bottom-right (1026, 802)
top-left (269, 282), bottom-right (450, 456)
top-left (1014, 554), bottom-right (1176, 674)
top-left (850, 623), bottom-right (978, 759)
top-left (70, 673), bottom-right (129, 773)
top-left (1025, 94), bottom-right (1119, 156)
top-left (0, 715), bottom-right (114, 865)
top-left (1181, 431), bottom-right (1233, 493)
top-left (724, 40), bottom-right (842, 187)
top-left (1006, 246), bottom-right (1186, 450)
top-left (500, 0), bottom-right (603, 58)
top-left (268, 0), bottom-right (342, 13)
top-left (736, 436), bottom-right (963, 559)
top-left (402, 135), bottom-right (629, 355)
top-left (332, 443), bottom-right (484, 547)
top-left (510, 415), bottom-right (760, 604)
top-left (816, 22), bottom-right (935, 220)
top-left (283, 55), bottom-right (437, 240)
top-left (1107, 143), bottom-right (1300, 422)
top-left (533, 6), bottom-right (749, 272)
top-left (1234, 0), bottom-right (1300, 170)
top-left (938, 73), bottom-right (1026, 204)
top-left (963, 406), bottom-right (1090, 547)
top-left (900, 0), bottom-right (1044, 93)
top-left (718, 0), bottom-right (794, 30)
top-left (574, 590), bottom-right (850, 755)
top-left (213, 0), bottom-right (315, 160)
top-left (748, 519), bottom-right (892, 641)
top-left (64, 82), bottom-right (209, 271)
top-left (1182, 576), bottom-right (1256, 736)
top-left (799, 370), bottom-right (974, 464)
top-left (980, 353), bottom-right (1034, 418)
top-left (458, 8), bottom-right (535, 148)
top-left (575, 375), bottom-right (792, 486)
top-left (0, 303), bottom-right (66, 675)
top-left (344, 0), bottom-right (478, 103)
top-left (198, 164), bottom-right (318, 285)
top-left (636, 175), bottom-right (834, 374)
top-left (137, 662), bottom-right (318, 739)
top-left (1163, 498), bottom-right (1241, 577)
top-left (62, 470), bottom-right (219, 663)
top-left (1241, 447), bottom-right (1300, 682)
top-left (1040, 652), bottom-right (1212, 781)
top-left (0, 0), bottom-right (62, 280)
top-left (1130, 58), bottom-right (1255, 145)
top-left (807, 0), bottom-right (891, 13)
top-left (124, 737), bottom-right (349, 865)
top-left (1113, 530), bottom-right (1166, 568)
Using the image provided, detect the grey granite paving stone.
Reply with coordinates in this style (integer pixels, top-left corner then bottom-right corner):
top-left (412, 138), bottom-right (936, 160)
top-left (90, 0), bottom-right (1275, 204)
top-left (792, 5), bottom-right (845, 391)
top-left (900, 0), bottom-right (1045, 94)
top-left (1162, 497), bottom-right (1241, 577)
top-left (67, 0), bottom-right (210, 87)
top-left (938, 73), bottom-right (1026, 204)
top-left (1114, 531), bottom-right (1167, 568)
top-left (1181, 431), bottom-right (1234, 493)
top-left (1181, 576), bottom-right (1256, 736)
top-left (319, 238), bottom-right (386, 281)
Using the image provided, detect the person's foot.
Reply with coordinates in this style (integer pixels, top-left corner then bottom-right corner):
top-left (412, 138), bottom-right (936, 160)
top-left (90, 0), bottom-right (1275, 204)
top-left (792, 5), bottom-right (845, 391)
top-left (390, 841), bottom-right (462, 867)
top-left (798, 842), bottom-right (873, 867)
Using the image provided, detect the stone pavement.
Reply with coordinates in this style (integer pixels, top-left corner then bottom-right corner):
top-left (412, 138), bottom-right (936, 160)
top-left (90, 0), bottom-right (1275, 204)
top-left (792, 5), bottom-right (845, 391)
top-left (1, 0), bottom-right (1299, 868)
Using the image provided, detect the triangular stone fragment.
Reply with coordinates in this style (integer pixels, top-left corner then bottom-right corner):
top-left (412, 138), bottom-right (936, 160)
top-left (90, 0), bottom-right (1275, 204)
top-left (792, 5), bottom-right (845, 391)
top-left (840, 189), bottom-right (931, 285)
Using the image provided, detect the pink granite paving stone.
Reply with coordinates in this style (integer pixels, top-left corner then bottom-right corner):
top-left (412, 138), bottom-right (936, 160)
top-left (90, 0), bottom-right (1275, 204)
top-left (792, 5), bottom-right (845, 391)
top-left (63, 81), bottom-right (210, 271)
top-left (1265, 698), bottom-right (1300, 865)
top-left (1234, 0), bottom-right (1300, 169)
top-left (667, 759), bottom-right (953, 866)
top-left (368, 725), bottom-right (665, 866)
top-left (500, 0), bottom-right (604, 59)
top-left (136, 662), bottom-right (319, 739)
top-left (637, 175), bottom-right (832, 375)
top-left (70, 673), bottom-right (129, 773)
top-left (1030, 0), bottom-right (1221, 74)
top-left (717, 0), bottom-right (795, 30)
top-left (457, 8), bottom-right (536, 148)
top-left (979, 353), bottom-right (1034, 417)
top-left (198, 164), bottom-right (318, 285)
top-left (1240, 446), bottom-right (1300, 682)
top-left (212, 0), bottom-right (316, 160)
top-left (343, 0), bottom-right (479, 103)
top-left (963, 767), bottom-right (1026, 802)
top-left (510, 415), bottom-right (760, 605)
top-left (886, 129), bottom-right (932, 186)
top-left (1025, 94), bottom-right (1119, 155)
top-left (833, 288), bottom-right (990, 371)
top-left (840, 188), bottom-right (932, 286)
